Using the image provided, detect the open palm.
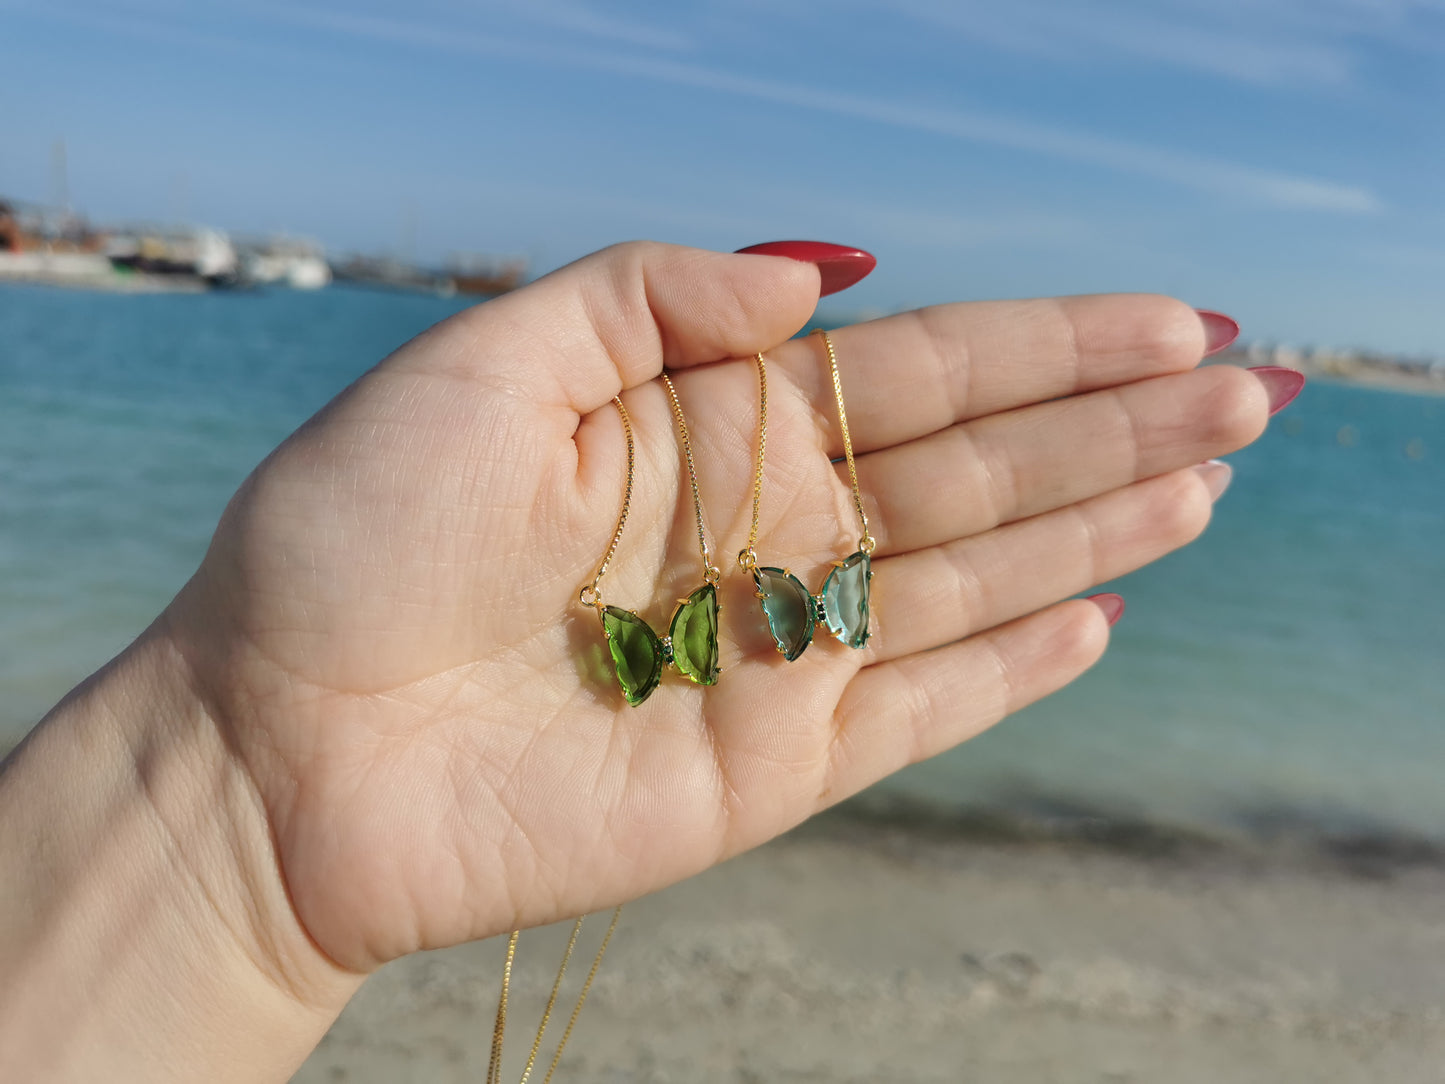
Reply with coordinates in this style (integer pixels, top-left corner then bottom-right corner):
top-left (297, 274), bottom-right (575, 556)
top-left (162, 243), bottom-right (1268, 975)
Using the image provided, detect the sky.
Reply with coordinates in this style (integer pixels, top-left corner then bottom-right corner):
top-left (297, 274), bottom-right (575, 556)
top-left (2, 0), bottom-right (1444, 354)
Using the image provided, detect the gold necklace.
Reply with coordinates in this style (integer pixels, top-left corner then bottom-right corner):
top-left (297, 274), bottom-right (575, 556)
top-left (487, 375), bottom-right (722, 1081)
top-left (738, 329), bottom-right (875, 660)
top-left (578, 380), bottom-right (723, 705)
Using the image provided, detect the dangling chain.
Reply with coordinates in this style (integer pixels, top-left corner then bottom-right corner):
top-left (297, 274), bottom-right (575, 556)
top-left (577, 397), bottom-right (635, 611)
top-left (486, 932), bottom-right (520, 1084)
top-left (578, 382), bottom-right (719, 612)
top-left (736, 335), bottom-right (875, 573)
top-left (814, 329), bottom-right (876, 556)
top-left (488, 906), bottom-right (623, 1084)
top-left (532, 906), bottom-right (622, 1084)
top-left (661, 374), bottom-right (721, 587)
top-left (736, 353), bottom-right (768, 573)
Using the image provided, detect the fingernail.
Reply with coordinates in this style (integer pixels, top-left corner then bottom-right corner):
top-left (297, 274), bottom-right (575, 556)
top-left (1247, 365), bottom-right (1306, 416)
top-left (1087, 593), bottom-right (1126, 627)
top-left (734, 240), bottom-right (877, 297)
top-left (1196, 309), bottom-right (1240, 356)
top-left (1191, 459), bottom-right (1233, 501)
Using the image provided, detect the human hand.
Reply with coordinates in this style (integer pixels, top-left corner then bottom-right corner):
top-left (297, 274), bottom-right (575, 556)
top-left (155, 242), bottom-right (1273, 990)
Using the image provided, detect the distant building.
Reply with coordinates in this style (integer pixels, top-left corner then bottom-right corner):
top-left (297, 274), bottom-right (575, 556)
top-left (1271, 344), bottom-right (1304, 368)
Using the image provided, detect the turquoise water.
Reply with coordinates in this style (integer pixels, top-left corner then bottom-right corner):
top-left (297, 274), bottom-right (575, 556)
top-left (887, 372), bottom-right (1445, 847)
top-left (2, 286), bottom-right (1442, 847)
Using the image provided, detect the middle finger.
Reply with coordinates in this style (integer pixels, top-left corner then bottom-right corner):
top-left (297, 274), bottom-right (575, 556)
top-left (854, 362), bottom-right (1267, 558)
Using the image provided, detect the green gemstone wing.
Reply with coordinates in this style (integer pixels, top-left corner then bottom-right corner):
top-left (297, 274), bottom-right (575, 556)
top-left (601, 606), bottom-right (664, 705)
top-left (753, 567), bottom-right (815, 661)
top-left (821, 551), bottom-right (872, 649)
top-left (669, 583), bottom-right (720, 686)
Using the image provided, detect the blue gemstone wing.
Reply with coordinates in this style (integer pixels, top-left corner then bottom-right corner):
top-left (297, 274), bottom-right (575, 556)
top-left (820, 551), bottom-right (872, 649)
top-left (753, 567), bottom-right (815, 661)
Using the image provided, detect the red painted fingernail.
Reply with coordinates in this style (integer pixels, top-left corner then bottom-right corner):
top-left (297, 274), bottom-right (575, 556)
top-left (734, 240), bottom-right (877, 297)
top-left (1247, 366), bottom-right (1306, 416)
top-left (1087, 593), bottom-right (1126, 627)
top-left (1196, 309), bottom-right (1240, 356)
top-left (1191, 459), bottom-right (1233, 501)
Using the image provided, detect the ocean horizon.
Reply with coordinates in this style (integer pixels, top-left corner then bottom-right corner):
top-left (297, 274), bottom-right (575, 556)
top-left (3, 284), bottom-right (1441, 858)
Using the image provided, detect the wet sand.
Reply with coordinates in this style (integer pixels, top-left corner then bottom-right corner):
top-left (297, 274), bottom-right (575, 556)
top-left (295, 807), bottom-right (1445, 1083)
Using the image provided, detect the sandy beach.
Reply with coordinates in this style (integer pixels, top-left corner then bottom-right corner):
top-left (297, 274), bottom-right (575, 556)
top-left (295, 806), bottom-right (1445, 1083)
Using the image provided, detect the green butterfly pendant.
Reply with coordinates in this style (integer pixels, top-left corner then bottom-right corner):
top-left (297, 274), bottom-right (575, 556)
top-left (600, 583), bottom-right (720, 705)
top-left (752, 551), bottom-right (872, 661)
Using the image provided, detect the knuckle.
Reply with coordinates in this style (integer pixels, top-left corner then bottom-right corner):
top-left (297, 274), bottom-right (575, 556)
top-left (1154, 470), bottom-right (1214, 545)
top-left (1135, 295), bottom-right (1208, 371)
top-left (1055, 601), bottom-right (1112, 671)
top-left (1195, 364), bottom-right (1271, 449)
top-left (939, 544), bottom-right (987, 630)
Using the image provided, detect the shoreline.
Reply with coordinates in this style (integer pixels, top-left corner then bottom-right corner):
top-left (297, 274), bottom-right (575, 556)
top-left (6, 727), bottom-right (1442, 881)
top-left (829, 789), bottom-right (1445, 881)
top-left (1208, 353), bottom-right (1445, 398)
top-left (298, 809), bottom-right (1445, 1083)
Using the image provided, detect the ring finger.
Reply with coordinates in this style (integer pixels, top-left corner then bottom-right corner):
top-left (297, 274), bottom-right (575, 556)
top-left (863, 465), bottom-right (1222, 664)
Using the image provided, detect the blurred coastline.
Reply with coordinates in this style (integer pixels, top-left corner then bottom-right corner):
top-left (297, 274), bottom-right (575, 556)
top-left (0, 193), bottom-right (525, 299)
top-left (1211, 346), bottom-right (1445, 399)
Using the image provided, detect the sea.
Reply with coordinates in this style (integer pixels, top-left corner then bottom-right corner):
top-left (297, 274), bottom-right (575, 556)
top-left (2, 285), bottom-right (1442, 858)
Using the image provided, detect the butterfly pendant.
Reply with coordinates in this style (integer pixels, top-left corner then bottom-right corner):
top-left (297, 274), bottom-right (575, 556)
top-left (752, 551), bottom-right (872, 661)
top-left (600, 583), bottom-right (720, 705)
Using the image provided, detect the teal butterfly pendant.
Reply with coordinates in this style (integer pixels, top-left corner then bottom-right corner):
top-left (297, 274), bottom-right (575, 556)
top-left (752, 551), bottom-right (872, 661)
top-left (600, 583), bottom-right (720, 705)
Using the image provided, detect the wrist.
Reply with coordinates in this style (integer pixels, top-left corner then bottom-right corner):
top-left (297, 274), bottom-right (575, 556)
top-left (0, 623), bottom-right (361, 1081)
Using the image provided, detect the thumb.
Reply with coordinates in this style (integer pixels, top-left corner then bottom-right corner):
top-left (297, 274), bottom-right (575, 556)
top-left (401, 241), bottom-right (829, 416)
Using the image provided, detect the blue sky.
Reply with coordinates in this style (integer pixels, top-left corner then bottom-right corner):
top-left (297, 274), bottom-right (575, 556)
top-left (3, 0), bottom-right (1444, 353)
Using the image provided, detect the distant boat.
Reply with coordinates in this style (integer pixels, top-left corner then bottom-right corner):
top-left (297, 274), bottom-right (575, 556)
top-left (330, 252), bottom-right (527, 298)
top-left (235, 235), bottom-right (332, 290)
top-left (0, 250), bottom-right (209, 293)
top-left (445, 253), bottom-right (526, 297)
top-left (0, 197), bottom-right (211, 292)
top-left (104, 225), bottom-right (240, 287)
top-left (329, 254), bottom-right (456, 297)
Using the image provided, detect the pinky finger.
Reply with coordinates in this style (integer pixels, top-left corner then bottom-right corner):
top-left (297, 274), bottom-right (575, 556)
top-left (818, 598), bottom-right (1114, 810)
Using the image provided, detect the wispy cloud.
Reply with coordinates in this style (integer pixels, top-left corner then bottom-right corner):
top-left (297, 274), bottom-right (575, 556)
top-left (8, 0), bottom-right (1387, 214)
top-left (250, 5), bottom-right (1381, 214)
top-left (475, 0), bottom-right (694, 52)
top-left (873, 0), bottom-right (1445, 87)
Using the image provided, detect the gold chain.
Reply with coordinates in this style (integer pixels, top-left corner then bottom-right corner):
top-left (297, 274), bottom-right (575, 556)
top-left (577, 397), bottom-right (635, 611)
top-left (813, 329), bottom-right (876, 555)
top-left (487, 931), bottom-right (520, 1084)
top-left (487, 907), bottom-right (624, 1084)
top-left (516, 918), bottom-right (585, 1084)
top-left (579, 382), bottom-right (719, 610)
top-left (736, 353), bottom-right (767, 572)
top-left (540, 906), bottom-right (622, 1084)
top-left (661, 374), bottom-right (721, 585)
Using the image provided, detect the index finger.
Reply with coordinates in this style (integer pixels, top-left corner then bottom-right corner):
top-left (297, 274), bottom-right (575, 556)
top-left (756, 294), bottom-right (1223, 457)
